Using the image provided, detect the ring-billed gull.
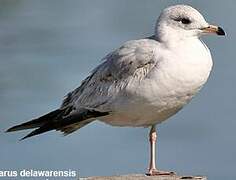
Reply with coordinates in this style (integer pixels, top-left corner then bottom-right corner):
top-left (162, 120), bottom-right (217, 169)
top-left (7, 4), bottom-right (225, 176)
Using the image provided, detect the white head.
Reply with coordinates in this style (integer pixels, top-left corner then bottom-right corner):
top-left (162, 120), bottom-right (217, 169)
top-left (155, 5), bottom-right (225, 43)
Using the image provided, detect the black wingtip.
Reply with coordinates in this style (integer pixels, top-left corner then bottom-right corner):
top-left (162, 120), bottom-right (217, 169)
top-left (6, 123), bottom-right (34, 133)
top-left (20, 135), bottom-right (31, 141)
top-left (5, 126), bottom-right (17, 133)
top-left (19, 130), bottom-right (41, 141)
top-left (6, 109), bottom-right (63, 133)
top-left (5, 124), bottom-right (28, 133)
top-left (20, 137), bottom-right (27, 141)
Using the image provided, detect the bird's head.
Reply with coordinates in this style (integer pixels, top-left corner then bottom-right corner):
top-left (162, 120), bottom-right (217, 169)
top-left (155, 5), bottom-right (225, 43)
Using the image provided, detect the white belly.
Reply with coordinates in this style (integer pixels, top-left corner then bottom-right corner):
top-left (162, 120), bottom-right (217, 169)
top-left (99, 40), bottom-right (213, 127)
top-left (99, 80), bottom-right (200, 127)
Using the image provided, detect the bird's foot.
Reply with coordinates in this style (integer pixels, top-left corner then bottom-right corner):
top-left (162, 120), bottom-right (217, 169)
top-left (146, 169), bottom-right (176, 176)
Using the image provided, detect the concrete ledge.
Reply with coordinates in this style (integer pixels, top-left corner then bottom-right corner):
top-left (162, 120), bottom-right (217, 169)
top-left (81, 174), bottom-right (207, 180)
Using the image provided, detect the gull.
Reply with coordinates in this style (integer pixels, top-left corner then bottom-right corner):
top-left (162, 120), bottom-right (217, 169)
top-left (6, 4), bottom-right (225, 176)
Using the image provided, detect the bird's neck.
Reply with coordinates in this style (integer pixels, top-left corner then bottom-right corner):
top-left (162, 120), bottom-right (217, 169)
top-left (155, 34), bottom-right (200, 49)
top-left (155, 24), bottom-right (199, 48)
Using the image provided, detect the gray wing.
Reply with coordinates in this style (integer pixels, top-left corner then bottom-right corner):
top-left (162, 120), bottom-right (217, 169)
top-left (62, 39), bottom-right (160, 112)
top-left (6, 39), bottom-right (161, 139)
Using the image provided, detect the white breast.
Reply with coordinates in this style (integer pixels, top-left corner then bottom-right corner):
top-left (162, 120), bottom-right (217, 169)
top-left (99, 38), bottom-right (213, 127)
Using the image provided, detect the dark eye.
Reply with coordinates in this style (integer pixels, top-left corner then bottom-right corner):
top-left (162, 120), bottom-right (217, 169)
top-left (181, 18), bottom-right (191, 24)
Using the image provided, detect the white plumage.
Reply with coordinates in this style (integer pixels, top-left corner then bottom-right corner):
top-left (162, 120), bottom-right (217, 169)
top-left (61, 5), bottom-right (213, 128)
top-left (7, 4), bottom-right (225, 175)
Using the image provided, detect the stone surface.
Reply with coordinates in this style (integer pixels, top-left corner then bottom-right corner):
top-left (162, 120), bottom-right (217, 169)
top-left (80, 174), bottom-right (207, 180)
